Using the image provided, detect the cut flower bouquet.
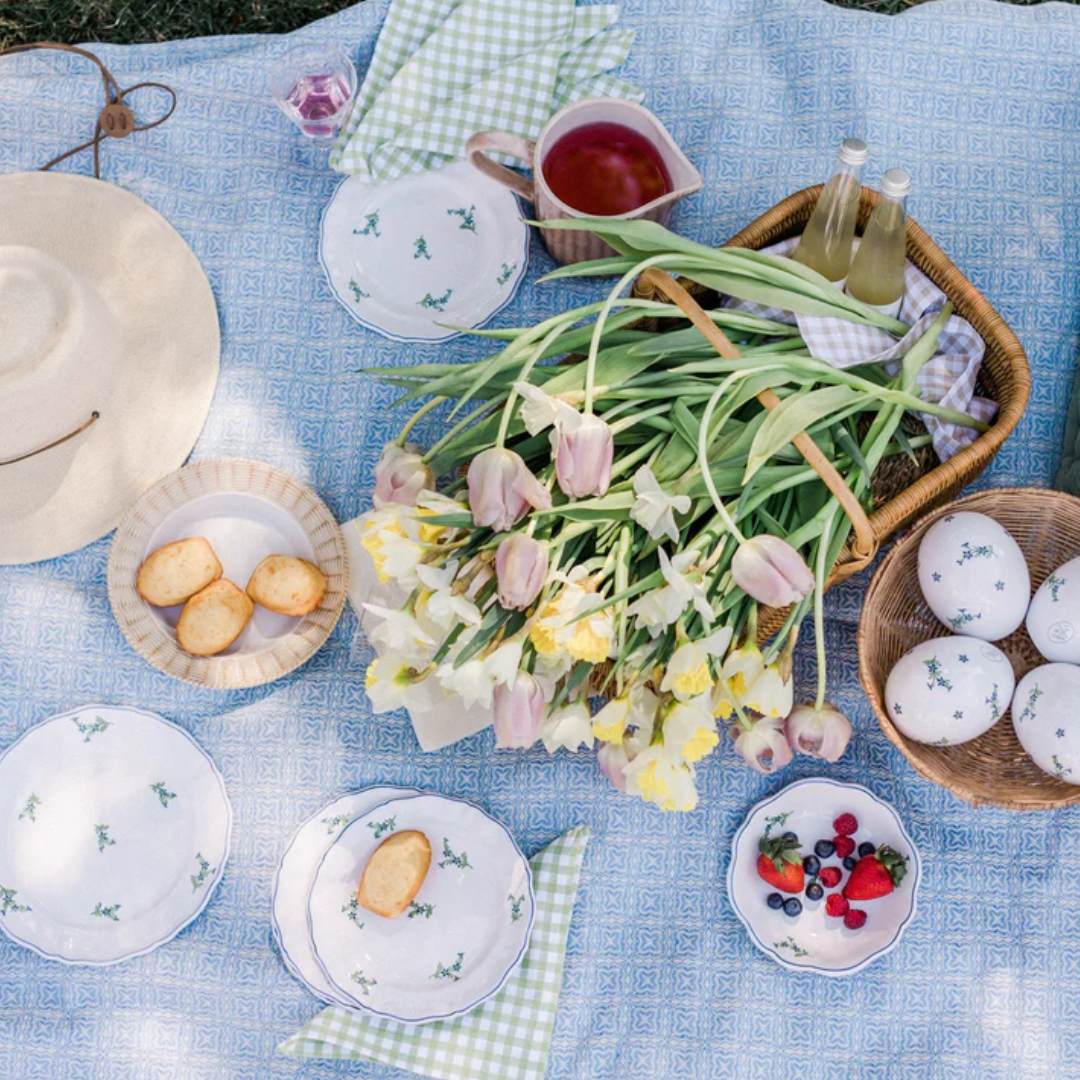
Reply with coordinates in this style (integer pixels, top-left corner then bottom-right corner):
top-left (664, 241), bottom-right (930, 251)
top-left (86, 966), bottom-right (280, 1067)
top-left (353, 218), bottom-right (986, 811)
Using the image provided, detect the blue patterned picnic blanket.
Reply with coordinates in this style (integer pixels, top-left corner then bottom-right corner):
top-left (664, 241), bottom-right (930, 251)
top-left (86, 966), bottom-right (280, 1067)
top-left (2, 2), bottom-right (1080, 1078)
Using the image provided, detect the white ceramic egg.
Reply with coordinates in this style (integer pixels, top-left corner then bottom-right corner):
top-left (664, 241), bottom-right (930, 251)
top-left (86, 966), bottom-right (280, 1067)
top-left (1025, 555), bottom-right (1080, 663)
top-left (1011, 663), bottom-right (1080, 785)
top-left (884, 635), bottom-right (1015, 746)
top-left (917, 511), bottom-right (1030, 642)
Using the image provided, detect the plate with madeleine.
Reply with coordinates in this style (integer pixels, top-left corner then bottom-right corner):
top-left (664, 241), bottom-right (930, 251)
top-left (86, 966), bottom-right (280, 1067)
top-left (107, 458), bottom-right (348, 689)
top-left (306, 792), bottom-right (534, 1024)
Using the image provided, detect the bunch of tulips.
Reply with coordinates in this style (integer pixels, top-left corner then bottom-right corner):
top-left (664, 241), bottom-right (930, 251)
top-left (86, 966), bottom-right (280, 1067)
top-left (354, 218), bottom-right (984, 811)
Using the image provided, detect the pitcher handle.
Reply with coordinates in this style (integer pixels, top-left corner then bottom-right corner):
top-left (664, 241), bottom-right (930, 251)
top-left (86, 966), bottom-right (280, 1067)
top-left (466, 131), bottom-right (536, 203)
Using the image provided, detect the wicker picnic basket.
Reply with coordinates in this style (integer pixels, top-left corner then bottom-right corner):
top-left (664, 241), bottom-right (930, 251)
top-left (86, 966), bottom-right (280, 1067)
top-left (632, 184), bottom-right (1031, 630)
top-left (857, 489), bottom-right (1080, 811)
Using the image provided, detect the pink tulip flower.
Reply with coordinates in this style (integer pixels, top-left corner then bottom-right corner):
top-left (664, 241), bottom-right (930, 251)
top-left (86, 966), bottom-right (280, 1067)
top-left (493, 672), bottom-right (545, 749)
top-left (374, 442), bottom-right (435, 506)
top-left (731, 535), bottom-right (815, 607)
top-left (495, 534), bottom-right (548, 610)
top-left (731, 715), bottom-right (793, 774)
top-left (786, 703), bottom-right (852, 762)
top-left (467, 448), bottom-right (552, 532)
top-left (553, 412), bottom-right (614, 499)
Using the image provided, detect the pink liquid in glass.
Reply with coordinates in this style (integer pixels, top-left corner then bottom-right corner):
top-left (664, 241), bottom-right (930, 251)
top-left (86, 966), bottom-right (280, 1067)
top-left (286, 73), bottom-right (352, 138)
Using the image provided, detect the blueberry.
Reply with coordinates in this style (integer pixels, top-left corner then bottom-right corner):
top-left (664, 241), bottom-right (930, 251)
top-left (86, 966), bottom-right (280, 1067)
top-left (858, 841), bottom-right (876, 858)
top-left (783, 898), bottom-right (802, 917)
top-left (781, 831), bottom-right (799, 844)
top-left (843, 856), bottom-right (858, 871)
top-left (766, 892), bottom-right (784, 910)
top-left (814, 839), bottom-right (835, 858)
top-left (805, 882), bottom-right (824, 902)
top-left (802, 854), bottom-right (821, 876)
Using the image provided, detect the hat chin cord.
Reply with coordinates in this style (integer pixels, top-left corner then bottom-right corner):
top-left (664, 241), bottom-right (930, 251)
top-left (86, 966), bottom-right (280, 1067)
top-left (0, 42), bottom-right (176, 467)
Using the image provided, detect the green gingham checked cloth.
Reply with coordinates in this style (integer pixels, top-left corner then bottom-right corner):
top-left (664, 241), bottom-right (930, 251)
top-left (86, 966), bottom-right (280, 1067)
top-left (278, 826), bottom-right (590, 1080)
top-left (330, 0), bottom-right (640, 181)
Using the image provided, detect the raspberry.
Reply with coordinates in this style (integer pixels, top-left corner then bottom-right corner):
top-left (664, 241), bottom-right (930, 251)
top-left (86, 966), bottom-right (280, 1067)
top-left (825, 893), bottom-right (849, 917)
top-left (819, 867), bottom-right (842, 888)
top-left (833, 813), bottom-right (858, 836)
top-left (844, 908), bottom-right (868, 930)
top-left (833, 836), bottom-right (856, 859)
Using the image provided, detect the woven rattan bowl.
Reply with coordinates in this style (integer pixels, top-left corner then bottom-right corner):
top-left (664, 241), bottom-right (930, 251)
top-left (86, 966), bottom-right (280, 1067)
top-left (858, 488), bottom-right (1080, 810)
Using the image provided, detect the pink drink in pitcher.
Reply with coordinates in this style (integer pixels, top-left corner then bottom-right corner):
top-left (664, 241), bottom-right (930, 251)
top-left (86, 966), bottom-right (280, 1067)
top-left (270, 45), bottom-right (358, 143)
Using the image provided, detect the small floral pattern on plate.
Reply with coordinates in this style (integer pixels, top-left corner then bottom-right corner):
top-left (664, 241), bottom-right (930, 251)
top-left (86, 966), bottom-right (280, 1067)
top-left (307, 792), bottom-right (533, 1024)
top-left (320, 161), bottom-right (529, 343)
top-left (0, 705), bottom-right (232, 966)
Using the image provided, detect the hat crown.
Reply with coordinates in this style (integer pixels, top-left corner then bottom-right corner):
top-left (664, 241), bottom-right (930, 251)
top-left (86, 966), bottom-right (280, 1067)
top-left (0, 247), bottom-right (86, 381)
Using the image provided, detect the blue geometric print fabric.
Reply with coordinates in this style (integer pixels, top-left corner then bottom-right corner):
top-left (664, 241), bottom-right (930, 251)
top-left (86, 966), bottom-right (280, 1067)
top-left (2, 2), bottom-right (1080, 1078)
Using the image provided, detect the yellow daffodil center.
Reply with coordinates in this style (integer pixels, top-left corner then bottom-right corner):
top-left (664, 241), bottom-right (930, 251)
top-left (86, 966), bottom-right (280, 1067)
top-left (728, 669), bottom-right (748, 697)
top-left (529, 600), bottom-right (562, 656)
top-left (681, 726), bottom-right (719, 763)
top-left (567, 619), bottom-right (610, 664)
top-left (365, 659), bottom-right (380, 689)
top-left (673, 661), bottom-right (712, 698)
top-left (714, 697), bottom-right (735, 721)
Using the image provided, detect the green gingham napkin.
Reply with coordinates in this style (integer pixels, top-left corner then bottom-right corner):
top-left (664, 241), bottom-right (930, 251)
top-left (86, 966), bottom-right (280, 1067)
top-left (330, 0), bottom-right (640, 181)
top-left (278, 826), bottom-right (590, 1080)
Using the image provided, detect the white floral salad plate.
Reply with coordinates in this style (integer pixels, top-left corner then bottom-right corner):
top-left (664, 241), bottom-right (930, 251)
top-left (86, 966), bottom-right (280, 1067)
top-left (0, 705), bottom-right (231, 965)
top-left (307, 792), bottom-right (534, 1023)
top-left (272, 785), bottom-right (419, 1005)
top-left (728, 779), bottom-right (920, 977)
top-left (108, 458), bottom-right (348, 690)
top-left (320, 160), bottom-right (529, 343)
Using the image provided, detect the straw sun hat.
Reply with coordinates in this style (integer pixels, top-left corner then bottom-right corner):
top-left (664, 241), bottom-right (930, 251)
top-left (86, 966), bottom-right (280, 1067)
top-left (0, 171), bottom-right (220, 564)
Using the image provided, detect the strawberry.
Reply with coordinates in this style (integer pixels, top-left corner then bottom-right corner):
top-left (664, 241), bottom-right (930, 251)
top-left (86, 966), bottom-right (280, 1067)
top-left (756, 833), bottom-right (805, 894)
top-left (833, 835), bottom-right (856, 859)
top-left (818, 866), bottom-right (842, 889)
top-left (843, 845), bottom-right (908, 901)
top-left (844, 908), bottom-right (868, 930)
top-left (825, 893), bottom-right (849, 917)
top-left (833, 813), bottom-right (858, 836)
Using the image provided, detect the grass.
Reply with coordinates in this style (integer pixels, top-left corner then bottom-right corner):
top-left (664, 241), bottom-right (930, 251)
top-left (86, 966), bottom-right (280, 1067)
top-left (0, 0), bottom-right (1044, 49)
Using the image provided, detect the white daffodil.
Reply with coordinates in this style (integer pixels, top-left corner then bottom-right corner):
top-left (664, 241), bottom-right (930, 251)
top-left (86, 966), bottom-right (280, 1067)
top-left (722, 642), bottom-right (793, 718)
top-left (541, 701), bottom-right (595, 753)
top-left (624, 745), bottom-right (699, 812)
top-left (659, 627), bottom-right (734, 701)
top-left (362, 603), bottom-right (435, 659)
top-left (435, 640), bottom-right (523, 710)
top-left (364, 657), bottom-right (440, 715)
top-left (416, 561), bottom-right (483, 630)
top-left (513, 382), bottom-right (571, 435)
top-left (627, 550), bottom-right (713, 636)
top-left (631, 465), bottom-right (691, 544)
top-left (591, 696), bottom-right (631, 743)
top-left (662, 694), bottom-right (720, 765)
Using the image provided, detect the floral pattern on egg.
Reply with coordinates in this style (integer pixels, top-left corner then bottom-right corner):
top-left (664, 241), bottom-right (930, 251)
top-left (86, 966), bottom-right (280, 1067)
top-left (1026, 555), bottom-right (1080, 664)
top-left (1011, 663), bottom-right (1080, 785)
top-left (917, 512), bottom-right (1030, 642)
top-left (885, 635), bottom-right (1015, 746)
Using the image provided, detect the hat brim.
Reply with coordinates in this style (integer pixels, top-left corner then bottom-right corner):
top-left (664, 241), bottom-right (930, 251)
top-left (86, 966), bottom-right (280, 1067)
top-left (0, 172), bottom-right (220, 564)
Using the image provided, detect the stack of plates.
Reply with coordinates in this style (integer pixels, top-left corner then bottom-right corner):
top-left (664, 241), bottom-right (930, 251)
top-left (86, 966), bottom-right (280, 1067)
top-left (273, 788), bottom-right (535, 1024)
top-left (0, 705), bottom-right (232, 965)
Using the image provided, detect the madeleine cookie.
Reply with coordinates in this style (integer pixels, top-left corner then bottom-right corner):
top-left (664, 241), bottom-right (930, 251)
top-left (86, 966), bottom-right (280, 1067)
top-left (137, 537), bottom-right (222, 607)
top-left (357, 831), bottom-right (432, 919)
top-left (246, 554), bottom-right (328, 617)
top-left (176, 579), bottom-right (254, 656)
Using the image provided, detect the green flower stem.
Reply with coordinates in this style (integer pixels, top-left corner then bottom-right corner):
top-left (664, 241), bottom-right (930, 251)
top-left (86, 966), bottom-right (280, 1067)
top-left (421, 401), bottom-right (497, 464)
top-left (697, 379), bottom-right (756, 544)
top-left (396, 396), bottom-right (446, 446)
top-left (609, 433), bottom-right (667, 481)
top-left (584, 254), bottom-right (690, 414)
top-left (813, 506), bottom-right (839, 710)
top-left (495, 322), bottom-right (567, 449)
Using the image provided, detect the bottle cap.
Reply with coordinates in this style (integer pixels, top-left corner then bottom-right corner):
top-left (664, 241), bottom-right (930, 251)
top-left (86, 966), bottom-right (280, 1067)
top-left (838, 138), bottom-right (869, 167)
top-left (881, 168), bottom-right (911, 199)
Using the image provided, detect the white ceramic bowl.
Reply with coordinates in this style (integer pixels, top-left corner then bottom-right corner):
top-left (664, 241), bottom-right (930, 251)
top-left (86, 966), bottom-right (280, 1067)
top-left (727, 778), bottom-right (920, 976)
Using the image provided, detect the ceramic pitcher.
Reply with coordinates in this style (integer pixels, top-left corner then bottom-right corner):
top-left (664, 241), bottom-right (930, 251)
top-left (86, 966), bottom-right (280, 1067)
top-left (466, 98), bottom-right (702, 266)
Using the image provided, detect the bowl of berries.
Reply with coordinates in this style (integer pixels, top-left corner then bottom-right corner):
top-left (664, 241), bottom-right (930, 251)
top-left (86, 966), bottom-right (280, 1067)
top-left (727, 778), bottom-right (920, 976)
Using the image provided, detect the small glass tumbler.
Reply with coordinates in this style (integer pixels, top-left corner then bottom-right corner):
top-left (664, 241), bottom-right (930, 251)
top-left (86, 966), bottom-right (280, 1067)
top-left (269, 44), bottom-right (358, 143)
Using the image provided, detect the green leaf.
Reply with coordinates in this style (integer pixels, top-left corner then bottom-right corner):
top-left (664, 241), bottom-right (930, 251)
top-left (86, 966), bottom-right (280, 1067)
top-left (744, 385), bottom-right (860, 482)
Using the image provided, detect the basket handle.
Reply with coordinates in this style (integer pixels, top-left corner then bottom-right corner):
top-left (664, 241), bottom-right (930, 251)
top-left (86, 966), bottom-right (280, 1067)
top-left (639, 268), bottom-right (878, 563)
